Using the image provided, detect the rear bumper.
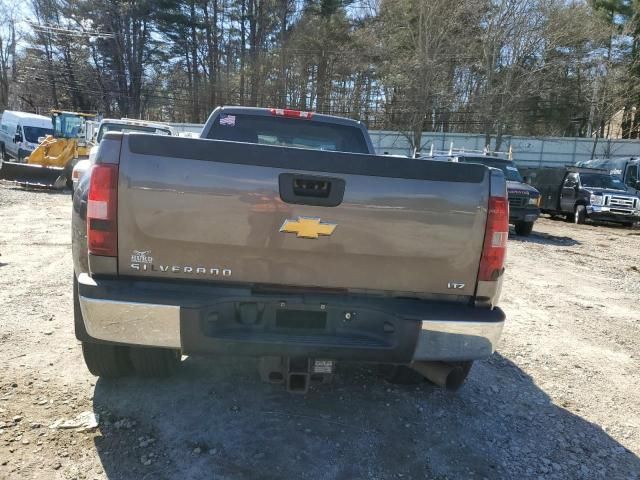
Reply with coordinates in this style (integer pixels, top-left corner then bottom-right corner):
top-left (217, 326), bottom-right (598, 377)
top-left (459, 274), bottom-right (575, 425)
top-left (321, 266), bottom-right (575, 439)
top-left (77, 274), bottom-right (505, 363)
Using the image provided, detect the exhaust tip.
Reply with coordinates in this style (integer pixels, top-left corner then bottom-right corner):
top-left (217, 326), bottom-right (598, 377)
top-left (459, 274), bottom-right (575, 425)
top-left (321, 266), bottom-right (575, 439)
top-left (410, 361), bottom-right (472, 391)
top-left (444, 366), bottom-right (467, 391)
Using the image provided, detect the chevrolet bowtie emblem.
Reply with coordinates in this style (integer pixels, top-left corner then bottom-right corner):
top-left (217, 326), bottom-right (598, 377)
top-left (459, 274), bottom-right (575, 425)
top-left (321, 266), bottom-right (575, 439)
top-left (280, 217), bottom-right (337, 239)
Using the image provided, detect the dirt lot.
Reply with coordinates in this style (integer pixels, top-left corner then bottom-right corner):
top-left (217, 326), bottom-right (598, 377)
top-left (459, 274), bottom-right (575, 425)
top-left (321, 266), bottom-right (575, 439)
top-left (0, 181), bottom-right (639, 480)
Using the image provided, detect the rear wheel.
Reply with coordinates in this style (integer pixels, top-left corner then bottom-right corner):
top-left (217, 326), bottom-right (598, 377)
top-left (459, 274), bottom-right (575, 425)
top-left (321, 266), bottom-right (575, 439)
top-left (382, 365), bottom-right (425, 385)
top-left (129, 347), bottom-right (180, 378)
top-left (574, 205), bottom-right (586, 224)
top-left (63, 160), bottom-right (75, 190)
top-left (82, 341), bottom-right (132, 378)
top-left (514, 221), bottom-right (534, 236)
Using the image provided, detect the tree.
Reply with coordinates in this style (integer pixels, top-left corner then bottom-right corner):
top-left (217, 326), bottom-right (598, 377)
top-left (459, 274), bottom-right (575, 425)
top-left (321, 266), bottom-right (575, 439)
top-left (0, 0), bottom-right (17, 110)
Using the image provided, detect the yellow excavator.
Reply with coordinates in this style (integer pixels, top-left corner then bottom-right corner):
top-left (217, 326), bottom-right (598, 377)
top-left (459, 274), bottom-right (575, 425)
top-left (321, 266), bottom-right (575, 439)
top-left (0, 110), bottom-right (96, 188)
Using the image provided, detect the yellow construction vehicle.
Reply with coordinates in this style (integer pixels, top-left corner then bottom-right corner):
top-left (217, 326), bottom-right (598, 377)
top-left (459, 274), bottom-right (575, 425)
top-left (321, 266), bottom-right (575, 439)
top-left (0, 110), bottom-right (97, 188)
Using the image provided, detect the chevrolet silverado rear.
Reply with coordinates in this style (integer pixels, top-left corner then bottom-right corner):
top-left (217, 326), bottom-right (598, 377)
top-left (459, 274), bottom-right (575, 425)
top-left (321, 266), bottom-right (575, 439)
top-left (72, 107), bottom-right (507, 392)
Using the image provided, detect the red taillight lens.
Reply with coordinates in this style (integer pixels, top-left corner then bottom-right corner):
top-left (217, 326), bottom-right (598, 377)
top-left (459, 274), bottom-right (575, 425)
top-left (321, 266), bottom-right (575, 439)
top-left (87, 164), bottom-right (118, 257)
top-left (269, 108), bottom-right (313, 119)
top-left (478, 196), bottom-right (509, 281)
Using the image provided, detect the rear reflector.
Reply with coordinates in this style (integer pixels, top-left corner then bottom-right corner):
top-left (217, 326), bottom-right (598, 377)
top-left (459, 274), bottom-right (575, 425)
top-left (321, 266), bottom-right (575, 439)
top-left (87, 164), bottom-right (118, 257)
top-left (269, 108), bottom-right (313, 119)
top-left (478, 196), bottom-right (509, 281)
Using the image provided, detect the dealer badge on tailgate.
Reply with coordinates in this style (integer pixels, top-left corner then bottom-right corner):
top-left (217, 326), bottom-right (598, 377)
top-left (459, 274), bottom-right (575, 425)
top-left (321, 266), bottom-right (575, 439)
top-left (130, 249), bottom-right (232, 277)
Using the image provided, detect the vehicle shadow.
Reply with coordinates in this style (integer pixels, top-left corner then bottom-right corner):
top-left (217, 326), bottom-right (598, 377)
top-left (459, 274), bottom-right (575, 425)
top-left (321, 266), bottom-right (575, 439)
top-left (587, 220), bottom-right (638, 230)
top-left (91, 353), bottom-right (638, 480)
top-left (542, 213), bottom-right (637, 231)
top-left (0, 183), bottom-right (70, 195)
top-left (509, 228), bottom-right (580, 247)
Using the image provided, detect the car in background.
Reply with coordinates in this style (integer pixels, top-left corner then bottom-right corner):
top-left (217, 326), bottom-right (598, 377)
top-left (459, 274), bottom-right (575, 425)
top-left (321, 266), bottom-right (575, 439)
top-left (428, 151), bottom-right (541, 236)
top-left (576, 157), bottom-right (640, 196)
top-left (71, 118), bottom-right (175, 191)
top-left (522, 166), bottom-right (640, 227)
top-left (0, 111), bottom-right (53, 162)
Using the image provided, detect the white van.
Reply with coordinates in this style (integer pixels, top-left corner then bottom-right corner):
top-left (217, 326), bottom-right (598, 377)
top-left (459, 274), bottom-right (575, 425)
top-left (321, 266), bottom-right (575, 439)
top-left (0, 111), bottom-right (53, 162)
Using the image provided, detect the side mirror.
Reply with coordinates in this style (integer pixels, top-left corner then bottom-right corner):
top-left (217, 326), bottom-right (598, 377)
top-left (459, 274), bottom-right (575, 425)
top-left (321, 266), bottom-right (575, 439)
top-left (14, 133), bottom-right (22, 143)
top-left (523, 176), bottom-right (531, 185)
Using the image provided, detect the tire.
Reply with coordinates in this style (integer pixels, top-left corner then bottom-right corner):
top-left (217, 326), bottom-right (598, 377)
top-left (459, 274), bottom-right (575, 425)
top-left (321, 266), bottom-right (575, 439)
top-left (129, 347), bottom-right (180, 378)
top-left (75, 275), bottom-right (132, 378)
top-left (82, 341), bottom-right (132, 378)
top-left (0, 144), bottom-right (7, 162)
top-left (63, 161), bottom-right (74, 190)
top-left (382, 365), bottom-right (425, 385)
top-left (514, 221), bottom-right (534, 236)
top-left (574, 205), bottom-right (586, 224)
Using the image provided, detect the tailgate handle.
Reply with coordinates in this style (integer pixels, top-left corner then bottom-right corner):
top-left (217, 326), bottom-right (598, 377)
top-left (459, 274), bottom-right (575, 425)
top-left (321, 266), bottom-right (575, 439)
top-left (279, 173), bottom-right (345, 207)
top-left (294, 178), bottom-right (331, 198)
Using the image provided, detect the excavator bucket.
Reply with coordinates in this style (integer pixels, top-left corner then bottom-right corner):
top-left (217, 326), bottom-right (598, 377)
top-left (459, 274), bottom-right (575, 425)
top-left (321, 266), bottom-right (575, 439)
top-left (0, 110), bottom-right (96, 190)
top-left (0, 161), bottom-right (67, 189)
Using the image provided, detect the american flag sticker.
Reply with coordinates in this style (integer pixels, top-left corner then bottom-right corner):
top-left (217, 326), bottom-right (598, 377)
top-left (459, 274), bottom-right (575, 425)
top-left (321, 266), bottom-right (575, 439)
top-left (220, 114), bottom-right (236, 126)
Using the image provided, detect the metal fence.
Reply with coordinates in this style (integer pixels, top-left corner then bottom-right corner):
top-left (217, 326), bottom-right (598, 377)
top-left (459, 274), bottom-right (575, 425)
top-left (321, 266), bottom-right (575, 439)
top-left (0, 117), bottom-right (595, 167)
top-left (1, 111), bottom-right (638, 166)
top-left (369, 131), bottom-right (640, 166)
top-left (168, 123), bottom-right (640, 166)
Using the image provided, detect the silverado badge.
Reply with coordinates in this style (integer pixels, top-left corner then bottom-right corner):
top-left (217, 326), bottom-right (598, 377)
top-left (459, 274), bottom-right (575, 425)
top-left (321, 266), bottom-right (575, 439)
top-left (280, 217), bottom-right (337, 239)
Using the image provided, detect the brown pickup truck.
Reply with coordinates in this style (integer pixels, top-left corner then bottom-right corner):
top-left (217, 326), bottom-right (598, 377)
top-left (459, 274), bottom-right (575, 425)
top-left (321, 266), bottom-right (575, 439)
top-left (72, 107), bottom-right (507, 392)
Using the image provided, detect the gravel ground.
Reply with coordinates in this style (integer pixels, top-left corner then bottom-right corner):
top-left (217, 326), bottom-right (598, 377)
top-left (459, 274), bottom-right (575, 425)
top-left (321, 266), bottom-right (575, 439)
top-left (0, 181), bottom-right (639, 480)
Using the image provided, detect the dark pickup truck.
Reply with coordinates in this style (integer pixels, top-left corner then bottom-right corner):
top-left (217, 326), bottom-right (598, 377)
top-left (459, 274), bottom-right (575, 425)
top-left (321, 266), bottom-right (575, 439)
top-left (576, 157), bottom-right (640, 196)
top-left (431, 153), bottom-right (541, 236)
top-left (523, 166), bottom-right (640, 226)
top-left (72, 106), bottom-right (507, 392)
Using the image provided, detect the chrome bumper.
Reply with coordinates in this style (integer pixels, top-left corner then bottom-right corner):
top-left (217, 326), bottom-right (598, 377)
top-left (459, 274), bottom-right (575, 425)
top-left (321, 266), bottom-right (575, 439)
top-left (78, 274), bottom-right (181, 348)
top-left (588, 205), bottom-right (640, 216)
top-left (79, 296), bottom-right (181, 348)
top-left (78, 274), bottom-right (504, 361)
top-left (412, 319), bottom-right (504, 361)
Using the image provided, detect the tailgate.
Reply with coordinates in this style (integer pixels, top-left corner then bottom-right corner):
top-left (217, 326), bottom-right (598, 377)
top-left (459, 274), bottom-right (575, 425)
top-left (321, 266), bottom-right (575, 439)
top-left (117, 135), bottom-right (489, 298)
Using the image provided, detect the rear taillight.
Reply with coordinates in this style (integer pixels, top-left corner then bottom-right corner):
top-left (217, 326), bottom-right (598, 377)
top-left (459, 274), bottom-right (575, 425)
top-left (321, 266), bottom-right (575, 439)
top-left (87, 164), bottom-right (118, 257)
top-left (269, 108), bottom-right (313, 119)
top-left (478, 196), bottom-right (509, 281)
